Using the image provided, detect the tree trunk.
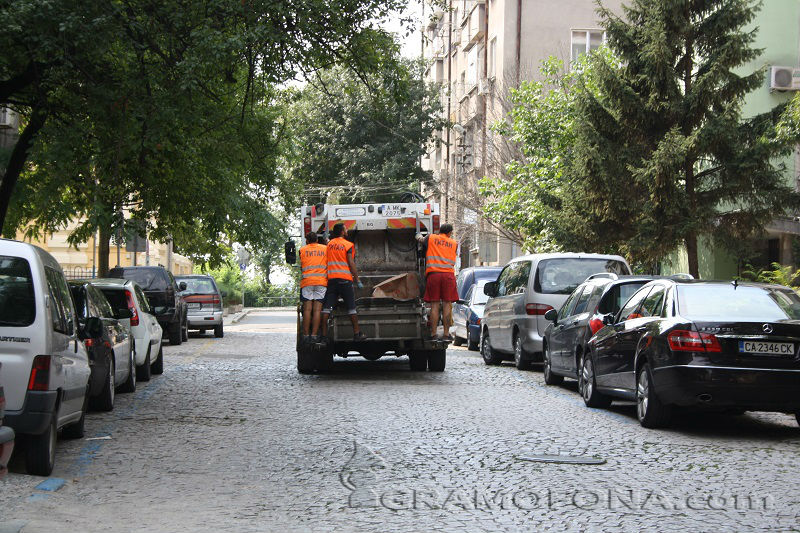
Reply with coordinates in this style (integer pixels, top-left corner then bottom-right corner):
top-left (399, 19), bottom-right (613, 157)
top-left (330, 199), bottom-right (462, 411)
top-left (685, 231), bottom-right (699, 279)
top-left (98, 224), bottom-right (111, 277)
top-left (0, 108), bottom-right (47, 234)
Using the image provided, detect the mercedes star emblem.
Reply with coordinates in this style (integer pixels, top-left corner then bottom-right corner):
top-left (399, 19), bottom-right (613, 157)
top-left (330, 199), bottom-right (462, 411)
top-left (762, 324), bottom-right (773, 334)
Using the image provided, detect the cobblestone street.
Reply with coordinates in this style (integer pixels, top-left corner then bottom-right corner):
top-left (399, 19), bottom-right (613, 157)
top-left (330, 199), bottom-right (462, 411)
top-left (1, 309), bottom-right (799, 532)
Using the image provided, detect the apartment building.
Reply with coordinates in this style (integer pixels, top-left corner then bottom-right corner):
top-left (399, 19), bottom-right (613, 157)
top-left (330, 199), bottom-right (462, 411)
top-left (421, 0), bottom-right (623, 267)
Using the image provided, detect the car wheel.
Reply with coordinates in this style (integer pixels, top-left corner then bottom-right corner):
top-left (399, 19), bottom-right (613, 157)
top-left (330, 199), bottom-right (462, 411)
top-left (25, 415), bottom-right (57, 476)
top-left (214, 324), bottom-right (224, 338)
top-left (181, 315), bottom-right (189, 342)
top-left (90, 354), bottom-right (115, 412)
top-left (543, 344), bottom-right (563, 386)
top-left (136, 349), bottom-right (152, 382)
top-left (636, 363), bottom-right (672, 428)
top-left (408, 351), bottom-right (428, 371)
top-left (481, 332), bottom-right (503, 365)
top-left (580, 354), bottom-right (611, 408)
top-left (427, 349), bottom-right (446, 372)
top-left (513, 335), bottom-right (532, 370)
top-left (62, 391), bottom-right (88, 439)
top-left (151, 345), bottom-right (164, 375)
top-left (169, 320), bottom-right (182, 345)
top-left (452, 336), bottom-right (464, 347)
top-left (297, 348), bottom-right (316, 374)
top-left (118, 348), bottom-right (136, 393)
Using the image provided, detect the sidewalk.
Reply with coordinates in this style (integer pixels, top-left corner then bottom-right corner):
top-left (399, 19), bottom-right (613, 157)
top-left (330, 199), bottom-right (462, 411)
top-left (223, 308), bottom-right (252, 326)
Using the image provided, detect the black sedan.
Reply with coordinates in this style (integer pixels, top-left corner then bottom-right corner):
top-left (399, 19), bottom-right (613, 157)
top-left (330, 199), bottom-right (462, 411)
top-left (542, 274), bottom-right (657, 385)
top-left (583, 279), bottom-right (800, 428)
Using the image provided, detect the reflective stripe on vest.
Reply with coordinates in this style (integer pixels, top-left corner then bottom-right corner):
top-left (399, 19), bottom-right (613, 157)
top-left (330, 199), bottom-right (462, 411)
top-left (327, 237), bottom-right (355, 281)
top-left (425, 233), bottom-right (458, 275)
top-left (299, 243), bottom-right (328, 288)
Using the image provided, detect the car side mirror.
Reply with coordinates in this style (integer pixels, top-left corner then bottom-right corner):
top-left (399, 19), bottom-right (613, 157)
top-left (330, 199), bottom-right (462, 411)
top-left (117, 308), bottom-right (133, 320)
top-left (179, 281), bottom-right (188, 291)
top-left (84, 316), bottom-right (104, 338)
top-left (285, 240), bottom-right (297, 265)
top-left (544, 309), bottom-right (558, 323)
top-left (483, 281), bottom-right (497, 298)
top-left (603, 313), bottom-right (615, 326)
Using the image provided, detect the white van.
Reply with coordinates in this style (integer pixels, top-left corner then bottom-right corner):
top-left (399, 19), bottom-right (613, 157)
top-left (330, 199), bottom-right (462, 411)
top-left (0, 239), bottom-right (92, 475)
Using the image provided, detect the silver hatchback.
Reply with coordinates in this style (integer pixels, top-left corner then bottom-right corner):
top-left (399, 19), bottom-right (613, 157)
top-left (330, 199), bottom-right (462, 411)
top-left (480, 253), bottom-right (631, 369)
top-left (176, 275), bottom-right (225, 338)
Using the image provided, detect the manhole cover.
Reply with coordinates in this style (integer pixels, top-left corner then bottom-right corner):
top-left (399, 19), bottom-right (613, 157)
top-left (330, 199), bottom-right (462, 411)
top-left (518, 455), bottom-right (606, 465)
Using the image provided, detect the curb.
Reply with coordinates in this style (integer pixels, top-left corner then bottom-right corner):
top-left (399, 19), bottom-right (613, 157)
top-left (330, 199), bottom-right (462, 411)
top-left (227, 308), bottom-right (252, 325)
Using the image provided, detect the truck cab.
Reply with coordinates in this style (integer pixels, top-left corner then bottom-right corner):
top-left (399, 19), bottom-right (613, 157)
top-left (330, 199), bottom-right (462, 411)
top-left (290, 202), bottom-right (450, 373)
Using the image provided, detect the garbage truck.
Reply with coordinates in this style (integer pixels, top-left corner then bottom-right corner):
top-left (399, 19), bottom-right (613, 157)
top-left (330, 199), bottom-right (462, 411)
top-left (286, 201), bottom-right (451, 373)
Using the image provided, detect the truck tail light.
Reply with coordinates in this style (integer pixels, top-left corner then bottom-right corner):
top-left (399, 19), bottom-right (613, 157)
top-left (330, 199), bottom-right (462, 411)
top-left (525, 303), bottom-right (554, 316)
top-left (303, 217), bottom-right (312, 236)
top-left (125, 290), bottom-right (140, 326)
top-left (667, 330), bottom-right (722, 353)
top-left (28, 355), bottom-right (51, 391)
top-left (432, 215), bottom-right (440, 233)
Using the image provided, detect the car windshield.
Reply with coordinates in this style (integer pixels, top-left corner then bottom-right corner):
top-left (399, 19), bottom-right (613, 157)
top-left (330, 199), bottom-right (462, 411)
top-left (600, 281), bottom-right (650, 315)
top-left (473, 281), bottom-right (490, 305)
top-left (677, 285), bottom-right (800, 321)
top-left (0, 255), bottom-right (36, 327)
top-left (535, 258), bottom-right (629, 295)
top-left (473, 269), bottom-right (501, 281)
top-left (178, 277), bottom-right (216, 294)
top-left (113, 268), bottom-right (166, 291)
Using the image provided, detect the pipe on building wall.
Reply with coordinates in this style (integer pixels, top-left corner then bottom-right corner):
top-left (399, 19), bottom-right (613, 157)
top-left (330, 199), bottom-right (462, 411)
top-left (516, 0), bottom-right (522, 85)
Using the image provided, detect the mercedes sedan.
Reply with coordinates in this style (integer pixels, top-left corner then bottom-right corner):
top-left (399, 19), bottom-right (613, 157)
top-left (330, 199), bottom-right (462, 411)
top-left (583, 279), bottom-right (800, 428)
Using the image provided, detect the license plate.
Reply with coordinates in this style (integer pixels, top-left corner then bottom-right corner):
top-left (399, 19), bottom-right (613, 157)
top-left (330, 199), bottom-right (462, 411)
top-left (738, 340), bottom-right (795, 355)
top-left (188, 303), bottom-right (201, 309)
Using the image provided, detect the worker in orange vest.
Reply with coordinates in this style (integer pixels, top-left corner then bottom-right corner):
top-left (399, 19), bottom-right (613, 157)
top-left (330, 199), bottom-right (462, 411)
top-left (417, 223), bottom-right (459, 340)
top-left (321, 222), bottom-right (367, 341)
top-left (299, 232), bottom-right (328, 342)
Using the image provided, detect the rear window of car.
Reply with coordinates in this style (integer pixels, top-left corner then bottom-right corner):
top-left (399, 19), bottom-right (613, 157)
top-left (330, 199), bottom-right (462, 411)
top-left (677, 285), bottom-right (800, 321)
top-left (179, 277), bottom-right (216, 294)
top-left (98, 287), bottom-right (127, 313)
top-left (110, 268), bottom-right (167, 291)
top-left (534, 258), bottom-right (630, 295)
top-left (0, 256), bottom-right (35, 327)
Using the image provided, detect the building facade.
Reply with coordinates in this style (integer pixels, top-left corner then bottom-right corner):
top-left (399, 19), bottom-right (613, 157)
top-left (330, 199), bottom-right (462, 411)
top-left (421, 0), bottom-right (623, 267)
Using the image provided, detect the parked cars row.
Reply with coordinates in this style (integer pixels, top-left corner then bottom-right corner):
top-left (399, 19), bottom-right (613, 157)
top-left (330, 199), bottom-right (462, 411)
top-left (465, 251), bottom-right (800, 430)
top-left (0, 238), bottom-right (225, 476)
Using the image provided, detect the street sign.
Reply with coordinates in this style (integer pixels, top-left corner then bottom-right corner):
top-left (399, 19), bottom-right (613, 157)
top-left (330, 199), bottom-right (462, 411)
top-left (239, 263), bottom-right (247, 271)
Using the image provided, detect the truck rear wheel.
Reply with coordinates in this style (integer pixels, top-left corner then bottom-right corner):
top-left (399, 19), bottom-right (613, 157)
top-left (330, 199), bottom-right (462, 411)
top-left (408, 351), bottom-right (427, 371)
top-left (297, 348), bottom-right (315, 374)
top-left (427, 350), bottom-right (446, 372)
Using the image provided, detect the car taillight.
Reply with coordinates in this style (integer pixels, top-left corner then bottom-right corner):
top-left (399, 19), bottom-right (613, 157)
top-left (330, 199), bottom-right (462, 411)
top-left (184, 295), bottom-right (221, 305)
top-left (84, 338), bottom-right (96, 348)
top-left (28, 355), bottom-right (51, 391)
top-left (667, 330), bottom-right (722, 353)
top-left (432, 214), bottom-right (440, 233)
top-left (304, 217), bottom-right (312, 236)
top-left (125, 290), bottom-right (140, 326)
top-left (589, 317), bottom-right (604, 335)
top-left (526, 303), bottom-right (554, 316)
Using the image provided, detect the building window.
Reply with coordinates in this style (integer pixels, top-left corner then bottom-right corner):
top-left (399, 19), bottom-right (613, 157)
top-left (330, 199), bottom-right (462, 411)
top-left (571, 30), bottom-right (605, 62)
top-left (488, 37), bottom-right (497, 79)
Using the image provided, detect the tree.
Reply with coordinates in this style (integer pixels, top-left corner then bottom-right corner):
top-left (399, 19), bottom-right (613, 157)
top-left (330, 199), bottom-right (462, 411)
top-left (565, 0), bottom-right (800, 277)
top-left (287, 52), bottom-right (443, 204)
top-left (0, 0), bottom-right (412, 270)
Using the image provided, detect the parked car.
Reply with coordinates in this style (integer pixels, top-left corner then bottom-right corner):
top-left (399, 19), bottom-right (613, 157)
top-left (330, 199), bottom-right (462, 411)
top-left (584, 279), bottom-right (800, 428)
top-left (69, 281), bottom-right (136, 410)
top-left (0, 364), bottom-right (14, 479)
top-left (0, 239), bottom-right (92, 475)
top-left (480, 253), bottom-right (631, 370)
top-left (91, 278), bottom-right (164, 382)
top-left (175, 274), bottom-right (225, 338)
top-left (453, 279), bottom-right (491, 351)
top-left (456, 266), bottom-right (503, 301)
top-left (542, 274), bottom-right (661, 385)
top-left (107, 266), bottom-right (188, 345)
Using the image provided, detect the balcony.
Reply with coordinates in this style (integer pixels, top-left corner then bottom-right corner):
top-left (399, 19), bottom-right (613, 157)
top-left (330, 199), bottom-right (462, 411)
top-left (462, 3), bottom-right (486, 51)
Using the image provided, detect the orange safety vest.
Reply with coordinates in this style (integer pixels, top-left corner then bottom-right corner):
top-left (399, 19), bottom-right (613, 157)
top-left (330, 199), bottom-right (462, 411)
top-left (327, 237), bottom-right (355, 281)
top-left (299, 243), bottom-right (328, 288)
top-left (425, 233), bottom-right (458, 275)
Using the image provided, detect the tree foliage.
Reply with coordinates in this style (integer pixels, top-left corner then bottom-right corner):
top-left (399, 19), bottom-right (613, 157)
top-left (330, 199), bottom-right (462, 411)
top-left (287, 52), bottom-right (443, 204)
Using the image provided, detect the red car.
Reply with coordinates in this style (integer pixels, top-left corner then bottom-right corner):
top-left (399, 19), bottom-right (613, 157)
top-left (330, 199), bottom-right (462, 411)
top-left (0, 364), bottom-right (15, 477)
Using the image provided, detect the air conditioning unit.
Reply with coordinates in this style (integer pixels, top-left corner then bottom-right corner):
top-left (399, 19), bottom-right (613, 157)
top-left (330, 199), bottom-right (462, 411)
top-left (770, 66), bottom-right (800, 91)
top-left (0, 108), bottom-right (14, 129)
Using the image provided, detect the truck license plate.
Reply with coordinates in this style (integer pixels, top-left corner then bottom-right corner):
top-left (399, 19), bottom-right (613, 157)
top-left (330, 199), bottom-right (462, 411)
top-left (738, 341), bottom-right (794, 355)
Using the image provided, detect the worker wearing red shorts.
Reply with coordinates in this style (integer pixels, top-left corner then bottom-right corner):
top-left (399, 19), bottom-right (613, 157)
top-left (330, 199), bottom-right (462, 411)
top-left (417, 223), bottom-right (459, 341)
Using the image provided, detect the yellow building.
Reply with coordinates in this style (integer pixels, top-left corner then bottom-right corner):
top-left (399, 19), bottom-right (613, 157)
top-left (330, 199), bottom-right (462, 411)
top-left (16, 221), bottom-right (193, 279)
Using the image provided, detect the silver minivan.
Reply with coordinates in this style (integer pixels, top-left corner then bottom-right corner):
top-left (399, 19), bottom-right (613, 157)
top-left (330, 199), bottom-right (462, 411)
top-left (480, 253), bottom-right (631, 369)
top-left (0, 239), bottom-right (92, 475)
